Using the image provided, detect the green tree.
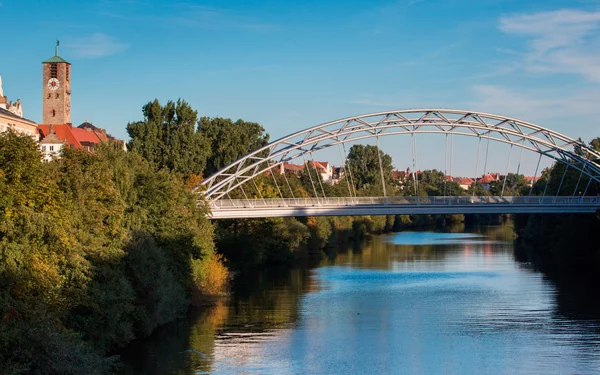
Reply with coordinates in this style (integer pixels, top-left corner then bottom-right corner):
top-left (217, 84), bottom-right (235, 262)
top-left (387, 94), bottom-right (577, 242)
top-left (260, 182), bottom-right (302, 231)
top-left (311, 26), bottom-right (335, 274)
top-left (126, 99), bottom-right (210, 175)
top-left (489, 173), bottom-right (529, 196)
top-left (199, 117), bottom-right (269, 176)
top-left (346, 145), bottom-right (393, 194)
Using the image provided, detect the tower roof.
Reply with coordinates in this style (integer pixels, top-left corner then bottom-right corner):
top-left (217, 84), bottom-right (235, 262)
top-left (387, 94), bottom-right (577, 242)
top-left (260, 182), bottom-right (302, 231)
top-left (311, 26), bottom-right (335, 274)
top-left (43, 55), bottom-right (70, 64)
top-left (43, 40), bottom-right (70, 64)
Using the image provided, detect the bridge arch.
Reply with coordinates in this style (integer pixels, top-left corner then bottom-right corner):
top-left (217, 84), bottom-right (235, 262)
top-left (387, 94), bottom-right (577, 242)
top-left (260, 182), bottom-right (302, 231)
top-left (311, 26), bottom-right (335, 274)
top-left (200, 109), bottom-right (600, 201)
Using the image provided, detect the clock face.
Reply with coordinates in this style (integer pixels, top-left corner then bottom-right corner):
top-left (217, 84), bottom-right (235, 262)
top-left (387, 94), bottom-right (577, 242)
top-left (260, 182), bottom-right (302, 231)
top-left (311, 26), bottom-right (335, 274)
top-left (47, 78), bottom-right (60, 91)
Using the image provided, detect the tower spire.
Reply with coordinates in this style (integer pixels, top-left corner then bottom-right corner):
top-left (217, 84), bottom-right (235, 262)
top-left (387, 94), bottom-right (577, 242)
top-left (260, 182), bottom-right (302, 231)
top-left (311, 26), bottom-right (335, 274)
top-left (55, 40), bottom-right (60, 56)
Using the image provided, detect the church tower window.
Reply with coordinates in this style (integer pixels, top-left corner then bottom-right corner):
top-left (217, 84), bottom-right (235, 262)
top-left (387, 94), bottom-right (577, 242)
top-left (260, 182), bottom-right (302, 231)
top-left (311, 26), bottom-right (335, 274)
top-left (50, 63), bottom-right (58, 79)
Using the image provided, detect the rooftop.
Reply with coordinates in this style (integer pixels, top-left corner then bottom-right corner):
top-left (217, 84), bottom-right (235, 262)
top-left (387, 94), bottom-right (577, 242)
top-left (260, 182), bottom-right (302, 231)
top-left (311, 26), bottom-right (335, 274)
top-left (42, 41), bottom-right (70, 64)
top-left (0, 107), bottom-right (37, 125)
top-left (42, 55), bottom-right (70, 64)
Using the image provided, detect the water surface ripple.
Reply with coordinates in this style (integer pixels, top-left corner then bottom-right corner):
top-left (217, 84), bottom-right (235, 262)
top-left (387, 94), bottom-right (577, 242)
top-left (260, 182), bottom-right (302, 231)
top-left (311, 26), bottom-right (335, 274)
top-left (120, 228), bottom-right (600, 375)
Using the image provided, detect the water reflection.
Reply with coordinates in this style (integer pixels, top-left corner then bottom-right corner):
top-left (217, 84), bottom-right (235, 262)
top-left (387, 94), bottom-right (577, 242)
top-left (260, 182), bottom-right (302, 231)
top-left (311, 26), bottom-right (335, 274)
top-left (119, 226), bottom-right (600, 375)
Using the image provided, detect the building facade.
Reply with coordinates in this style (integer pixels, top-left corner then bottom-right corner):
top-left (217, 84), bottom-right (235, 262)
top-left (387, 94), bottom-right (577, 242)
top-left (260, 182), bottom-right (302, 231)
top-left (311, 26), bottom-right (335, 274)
top-left (38, 43), bottom-right (123, 155)
top-left (0, 75), bottom-right (38, 139)
top-left (42, 42), bottom-right (71, 125)
top-left (39, 127), bottom-right (64, 162)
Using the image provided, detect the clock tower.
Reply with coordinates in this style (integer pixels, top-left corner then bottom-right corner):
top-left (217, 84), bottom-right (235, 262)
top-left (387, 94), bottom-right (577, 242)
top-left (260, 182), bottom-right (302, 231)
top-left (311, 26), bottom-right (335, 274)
top-left (42, 41), bottom-right (71, 124)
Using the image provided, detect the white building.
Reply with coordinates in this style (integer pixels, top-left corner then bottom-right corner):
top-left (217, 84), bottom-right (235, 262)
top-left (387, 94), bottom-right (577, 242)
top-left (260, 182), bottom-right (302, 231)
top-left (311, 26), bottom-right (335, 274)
top-left (0, 75), bottom-right (38, 139)
top-left (311, 161), bottom-right (333, 184)
top-left (39, 129), bottom-right (64, 162)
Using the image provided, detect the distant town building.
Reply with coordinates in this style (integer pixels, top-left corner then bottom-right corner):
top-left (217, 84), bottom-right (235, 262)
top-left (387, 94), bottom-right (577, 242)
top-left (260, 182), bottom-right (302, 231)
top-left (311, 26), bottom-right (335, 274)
top-left (477, 173), bottom-right (501, 191)
top-left (453, 177), bottom-right (475, 190)
top-left (39, 125), bottom-right (64, 162)
top-left (37, 43), bottom-right (124, 155)
top-left (42, 41), bottom-right (71, 125)
top-left (524, 176), bottom-right (540, 187)
top-left (310, 161), bottom-right (333, 183)
top-left (0, 75), bottom-right (38, 139)
top-left (272, 162), bottom-right (305, 176)
top-left (38, 122), bottom-right (113, 152)
top-left (332, 166), bottom-right (345, 185)
top-left (392, 169), bottom-right (407, 181)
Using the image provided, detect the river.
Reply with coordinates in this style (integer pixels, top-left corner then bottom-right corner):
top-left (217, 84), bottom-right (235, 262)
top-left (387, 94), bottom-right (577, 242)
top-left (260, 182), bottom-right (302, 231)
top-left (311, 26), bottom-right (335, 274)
top-left (119, 226), bottom-right (600, 374)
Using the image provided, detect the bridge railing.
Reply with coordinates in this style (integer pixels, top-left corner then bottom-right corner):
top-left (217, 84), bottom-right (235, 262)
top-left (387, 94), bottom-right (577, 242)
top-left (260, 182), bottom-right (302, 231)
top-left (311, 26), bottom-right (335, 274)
top-left (206, 196), bottom-right (599, 209)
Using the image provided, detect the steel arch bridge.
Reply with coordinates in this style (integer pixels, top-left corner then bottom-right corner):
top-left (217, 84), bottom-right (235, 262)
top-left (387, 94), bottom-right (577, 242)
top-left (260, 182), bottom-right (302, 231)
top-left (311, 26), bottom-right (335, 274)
top-left (199, 109), bottom-right (600, 219)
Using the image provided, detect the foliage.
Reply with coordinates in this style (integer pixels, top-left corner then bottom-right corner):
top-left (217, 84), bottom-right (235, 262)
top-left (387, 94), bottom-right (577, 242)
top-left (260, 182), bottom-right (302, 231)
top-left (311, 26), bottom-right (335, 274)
top-left (489, 173), bottom-right (529, 196)
top-left (199, 116), bottom-right (269, 176)
top-left (516, 136), bottom-right (600, 274)
top-left (126, 99), bottom-right (210, 175)
top-left (0, 130), bottom-right (228, 373)
top-left (346, 145), bottom-right (393, 193)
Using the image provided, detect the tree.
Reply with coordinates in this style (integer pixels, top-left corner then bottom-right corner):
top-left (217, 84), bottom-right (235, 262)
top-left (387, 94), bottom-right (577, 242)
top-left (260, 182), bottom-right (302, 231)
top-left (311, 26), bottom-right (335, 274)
top-left (489, 173), bottom-right (529, 196)
top-left (346, 145), bottom-right (393, 194)
top-left (199, 117), bottom-right (269, 176)
top-left (127, 99), bottom-right (210, 175)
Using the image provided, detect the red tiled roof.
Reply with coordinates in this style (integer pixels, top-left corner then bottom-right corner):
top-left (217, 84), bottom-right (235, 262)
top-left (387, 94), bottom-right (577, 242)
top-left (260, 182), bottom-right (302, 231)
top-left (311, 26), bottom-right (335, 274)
top-left (284, 162), bottom-right (304, 172)
top-left (309, 161), bottom-right (329, 170)
top-left (392, 170), bottom-right (405, 179)
top-left (38, 123), bottom-right (104, 149)
top-left (72, 127), bottom-right (102, 143)
top-left (454, 177), bottom-right (474, 185)
top-left (478, 174), bottom-right (500, 184)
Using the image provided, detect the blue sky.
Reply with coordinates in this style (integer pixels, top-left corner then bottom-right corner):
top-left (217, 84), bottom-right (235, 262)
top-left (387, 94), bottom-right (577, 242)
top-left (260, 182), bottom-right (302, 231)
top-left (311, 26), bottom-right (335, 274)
top-left (2, 0), bottom-right (600, 175)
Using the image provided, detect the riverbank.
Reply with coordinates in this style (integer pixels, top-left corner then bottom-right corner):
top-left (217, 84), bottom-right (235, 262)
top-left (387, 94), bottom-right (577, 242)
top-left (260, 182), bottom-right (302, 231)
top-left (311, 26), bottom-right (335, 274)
top-left (514, 212), bottom-right (600, 276)
top-left (118, 227), bottom-right (600, 374)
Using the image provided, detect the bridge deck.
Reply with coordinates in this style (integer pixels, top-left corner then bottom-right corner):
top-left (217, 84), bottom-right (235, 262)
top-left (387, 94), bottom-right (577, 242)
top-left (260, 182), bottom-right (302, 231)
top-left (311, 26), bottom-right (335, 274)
top-left (205, 196), bottom-right (600, 219)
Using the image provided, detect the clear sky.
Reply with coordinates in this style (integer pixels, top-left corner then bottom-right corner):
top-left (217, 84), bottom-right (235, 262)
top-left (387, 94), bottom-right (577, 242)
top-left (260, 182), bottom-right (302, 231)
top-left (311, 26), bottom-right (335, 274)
top-left (2, 0), bottom-right (600, 176)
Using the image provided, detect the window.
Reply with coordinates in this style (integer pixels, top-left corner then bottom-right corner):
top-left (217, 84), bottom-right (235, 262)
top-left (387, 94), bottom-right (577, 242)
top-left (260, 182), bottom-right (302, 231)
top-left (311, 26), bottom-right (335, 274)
top-left (50, 146), bottom-right (54, 151)
top-left (52, 109), bottom-right (56, 117)
top-left (50, 63), bottom-right (58, 79)
top-left (47, 93), bottom-right (51, 99)
top-left (42, 146), bottom-right (46, 152)
top-left (66, 65), bottom-right (70, 82)
top-left (56, 93), bottom-right (60, 99)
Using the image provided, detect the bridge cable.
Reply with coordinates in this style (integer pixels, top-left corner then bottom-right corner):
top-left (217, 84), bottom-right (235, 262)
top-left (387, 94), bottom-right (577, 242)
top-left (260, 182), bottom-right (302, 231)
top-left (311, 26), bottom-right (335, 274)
top-left (251, 176), bottom-right (268, 206)
top-left (337, 142), bottom-right (354, 202)
top-left (444, 133), bottom-right (448, 198)
top-left (541, 152), bottom-right (558, 203)
top-left (414, 133), bottom-right (420, 199)
top-left (582, 170), bottom-right (594, 196)
top-left (279, 163), bottom-right (297, 202)
top-left (411, 132), bottom-right (418, 198)
top-left (473, 136), bottom-right (482, 197)
top-left (269, 163), bottom-right (286, 206)
top-left (302, 152), bottom-right (320, 203)
top-left (341, 142), bottom-right (359, 201)
top-left (528, 153), bottom-right (543, 201)
top-left (555, 165), bottom-right (569, 199)
top-left (512, 139), bottom-right (525, 200)
top-left (236, 177), bottom-right (253, 207)
top-left (449, 133), bottom-right (454, 197)
top-left (483, 132), bottom-right (491, 183)
top-left (226, 192), bottom-right (237, 208)
top-left (572, 167), bottom-right (585, 199)
top-left (376, 133), bottom-right (387, 199)
top-left (310, 150), bottom-right (328, 199)
top-left (500, 144), bottom-right (514, 197)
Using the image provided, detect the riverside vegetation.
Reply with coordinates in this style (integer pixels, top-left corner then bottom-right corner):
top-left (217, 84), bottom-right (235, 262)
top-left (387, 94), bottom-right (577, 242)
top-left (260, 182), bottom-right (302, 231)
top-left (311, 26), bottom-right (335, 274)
top-left (1, 99), bottom-right (599, 374)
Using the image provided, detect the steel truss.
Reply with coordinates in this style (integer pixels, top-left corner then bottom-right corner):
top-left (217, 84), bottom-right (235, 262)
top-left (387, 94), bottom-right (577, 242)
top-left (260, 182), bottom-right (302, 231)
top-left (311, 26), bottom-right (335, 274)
top-left (199, 109), bottom-right (600, 201)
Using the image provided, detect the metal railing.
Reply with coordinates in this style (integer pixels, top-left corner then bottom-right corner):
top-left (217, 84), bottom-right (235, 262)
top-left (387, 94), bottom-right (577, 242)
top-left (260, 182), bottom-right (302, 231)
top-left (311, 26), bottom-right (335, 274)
top-left (207, 196), bottom-right (600, 210)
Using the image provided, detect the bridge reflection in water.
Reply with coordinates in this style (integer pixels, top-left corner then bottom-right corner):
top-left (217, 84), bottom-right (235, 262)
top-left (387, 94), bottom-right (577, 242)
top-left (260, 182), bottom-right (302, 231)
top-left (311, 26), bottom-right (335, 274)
top-left (206, 196), bottom-right (600, 219)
